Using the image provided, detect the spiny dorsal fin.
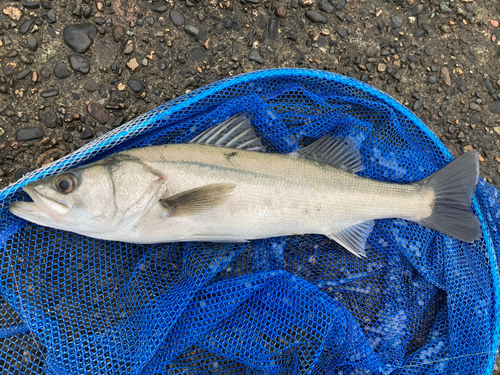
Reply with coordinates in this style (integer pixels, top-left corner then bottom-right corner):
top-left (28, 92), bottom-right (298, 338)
top-left (160, 183), bottom-right (236, 217)
top-left (189, 114), bottom-right (266, 152)
top-left (292, 136), bottom-right (364, 173)
top-left (327, 220), bottom-right (375, 257)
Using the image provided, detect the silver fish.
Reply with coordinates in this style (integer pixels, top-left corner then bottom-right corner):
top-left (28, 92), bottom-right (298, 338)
top-left (9, 115), bottom-right (481, 257)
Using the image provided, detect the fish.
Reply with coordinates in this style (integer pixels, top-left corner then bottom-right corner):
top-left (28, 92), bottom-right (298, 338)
top-left (9, 114), bottom-right (481, 257)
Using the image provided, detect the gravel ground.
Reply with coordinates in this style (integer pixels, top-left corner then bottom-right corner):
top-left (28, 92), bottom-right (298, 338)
top-left (0, 0), bottom-right (499, 372)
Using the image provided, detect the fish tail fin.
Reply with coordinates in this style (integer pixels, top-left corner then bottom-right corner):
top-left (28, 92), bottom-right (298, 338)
top-left (416, 151), bottom-right (481, 243)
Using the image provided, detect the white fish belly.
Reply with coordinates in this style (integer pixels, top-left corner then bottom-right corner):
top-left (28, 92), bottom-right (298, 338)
top-left (120, 145), bottom-right (432, 243)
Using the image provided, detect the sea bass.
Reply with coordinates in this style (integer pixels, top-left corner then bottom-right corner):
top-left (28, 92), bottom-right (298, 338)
top-left (9, 115), bottom-right (481, 257)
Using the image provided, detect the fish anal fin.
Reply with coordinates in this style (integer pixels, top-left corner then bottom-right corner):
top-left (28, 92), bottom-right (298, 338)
top-left (292, 136), bottom-right (364, 173)
top-left (160, 183), bottom-right (236, 217)
top-left (189, 114), bottom-right (266, 152)
top-left (327, 220), bottom-right (375, 258)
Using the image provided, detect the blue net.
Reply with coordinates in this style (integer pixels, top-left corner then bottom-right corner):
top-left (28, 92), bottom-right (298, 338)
top-left (0, 68), bottom-right (499, 374)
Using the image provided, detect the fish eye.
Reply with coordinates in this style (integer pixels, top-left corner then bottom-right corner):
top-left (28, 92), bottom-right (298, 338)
top-left (55, 174), bottom-right (77, 193)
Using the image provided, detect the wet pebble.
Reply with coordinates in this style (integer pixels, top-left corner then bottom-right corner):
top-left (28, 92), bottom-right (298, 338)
top-left (275, 6), bottom-right (287, 18)
top-left (170, 10), bottom-right (184, 27)
top-left (53, 63), bottom-right (71, 79)
top-left (318, 0), bottom-right (334, 13)
top-left (391, 16), bottom-right (403, 29)
top-left (7, 49), bottom-right (19, 58)
top-left (39, 108), bottom-right (57, 128)
top-left (16, 69), bottom-right (31, 81)
top-left (306, 11), bottom-right (326, 24)
top-left (150, 3), bottom-right (167, 13)
top-left (80, 127), bottom-right (93, 139)
top-left (127, 78), bottom-right (143, 93)
top-left (414, 30), bottom-right (425, 39)
top-left (72, 4), bottom-right (82, 17)
top-left (411, 4), bottom-right (423, 16)
top-left (336, 0), bottom-right (345, 10)
top-left (0, 84), bottom-right (8, 94)
top-left (47, 9), bottom-right (56, 23)
top-left (471, 113), bottom-right (482, 124)
top-left (83, 78), bottom-right (98, 92)
top-left (269, 18), bottom-right (278, 40)
top-left (470, 102), bottom-right (481, 111)
top-left (27, 36), bottom-right (38, 52)
top-left (185, 24), bottom-right (201, 38)
top-left (248, 49), bottom-right (264, 64)
top-left (112, 25), bottom-right (125, 41)
top-left (222, 17), bottom-right (232, 29)
top-left (87, 103), bottom-right (109, 124)
top-left (40, 88), bottom-right (59, 98)
top-left (427, 75), bottom-right (436, 84)
top-left (191, 47), bottom-right (204, 62)
top-left (69, 54), bottom-right (90, 74)
top-left (19, 20), bottom-right (34, 34)
top-left (16, 127), bottom-right (45, 141)
top-left (23, 2), bottom-right (41, 10)
top-left (63, 24), bottom-right (97, 53)
top-left (484, 79), bottom-right (495, 95)
top-left (489, 101), bottom-right (500, 114)
top-left (84, 7), bottom-right (92, 18)
top-left (413, 100), bottom-right (422, 110)
top-left (424, 48), bottom-right (432, 56)
top-left (441, 67), bottom-right (451, 86)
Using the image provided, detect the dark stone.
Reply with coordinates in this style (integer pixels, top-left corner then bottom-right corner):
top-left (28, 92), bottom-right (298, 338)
top-left (127, 78), bottom-right (143, 93)
top-left (424, 48), bottom-right (432, 56)
top-left (408, 55), bottom-right (418, 63)
top-left (16, 127), bottom-right (45, 141)
top-left (83, 78), bottom-right (98, 92)
top-left (185, 24), bottom-right (201, 38)
top-left (41, 1), bottom-right (51, 9)
top-left (63, 133), bottom-right (72, 142)
top-left (258, 18), bottom-right (267, 29)
top-left (40, 88), bottom-right (59, 98)
top-left (72, 4), bottom-right (82, 17)
top-left (411, 4), bottom-right (423, 16)
top-left (413, 100), bottom-right (422, 110)
top-left (471, 113), bottom-right (482, 124)
top-left (150, 3), bottom-right (168, 12)
top-left (47, 26), bottom-right (57, 38)
top-left (305, 11), bottom-right (326, 24)
top-left (248, 49), bottom-right (263, 64)
top-left (222, 17), bottom-right (233, 29)
top-left (16, 69), bottom-right (31, 80)
top-left (413, 30), bottom-right (425, 38)
top-left (27, 36), bottom-right (38, 52)
top-left (318, 0), bottom-right (334, 13)
top-left (391, 16), bottom-right (403, 28)
top-left (112, 25), bottom-right (125, 41)
top-left (69, 54), bottom-right (90, 74)
top-left (19, 20), bottom-right (34, 34)
top-left (336, 0), bottom-right (345, 10)
top-left (39, 108), bottom-right (57, 128)
top-left (484, 79), bottom-right (496, 95)
top-left (53, 63), bottom-right (71, 79)
top-left (191, 47), bottom-right (204, 62)
top-left (275, 5), bottom-right (287, 18)
top-left (112, 116), bottom-right (126, 127)
top-left (7, 49), bottom-right (19, 58)
top-left (47, 9), bottom-right (56, 23)
top-left (84, 6), bottom-right (92, 18)
top-left (366, 45), bottom-right (378, 57)
top-left (158, 61), bottom-right (166, 70)
top-left (269, 18), bottom-right (278, 40)
top-left (23, 2), bottom-right (41, 10)
top-left (96, 126), bottom-right (108, 137)
top-left (170, 10), bottom-right (184, 27)
top-left (87, 103), bottom-right (109, 124)
top-left (337, 29), bottom-right (346, 38)
top-left (95, 39), bottom-right (117, 69)
top-left (488, 101), bottom-right (500, 114)
top-left (80, 127), bottom-right (93, 139)
top-left (15, 168), bottom-right (31, 181)
top-left (145, 17), bottom-right (154, 25)
top-left (0, 84), bottom-right (8, 94)
top-left (427, 75), bottom-right (436, 84)
top-left (63, 24), bottom-right (97, 53)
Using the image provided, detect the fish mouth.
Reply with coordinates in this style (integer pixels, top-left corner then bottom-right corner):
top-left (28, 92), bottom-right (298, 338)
top-left (9, 186), bottom-right (71, 223)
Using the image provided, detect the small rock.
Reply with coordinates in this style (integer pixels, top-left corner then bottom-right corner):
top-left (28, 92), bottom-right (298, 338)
top-left (493, 127), bottom-right (500, 136)
top-left (488, 101), bottom-right (500, 114)
top-left (469, 102), bottom-right (481, 111)
top-left (53, 63), bottom-right (71, 79)
top-left (16, 127), bottom-right (45, 141)
top-left (191, 47), bottom-right (204, 62)
top-left (336, 0), bottom-right (345, 10)
top-left (47, 9), bottom-right (56, 23)
top-left (391, 16), bottom-right (403, 28)
top-left (39, 108), bottom-right (57, 128)
top-left (15, 168), bottom-right (31, 181)
top-left (87, 103), bottom-right (109, 124)
top-left (95, 39), bottom-right (117, 69)
top-left (427, 75), bottom-right (436, 84)
top-left (491, 20), bottom-right (499, 28)
top-left (82, 78), bottom-right (98, 92)
top-left (424, 48), bottom-right (432, 56)
top-left (222, 17), bottom-right (232, 29)
top-left (40, 88), bottom-right (59, 98)
top-left (411, 4), bottom-right (423, 16)
top-left (63, 133), bottom-right (72, 142)
top-left (0, 84), bottom-right (8, 94)
top-left (0, 168), bottom-right (5, 178)
top-left (63, 24), bottom-right (97, 53)
top-left (16, 69), bottom-right (31, 80)
top-left (69, 54), bottom-right (90, 74)
top-left (112, 25), bottom-right (125, 41)
top-left (127, 58), bottom-right (139, 70)
top-left (72, 4), bottom-right (82, 17)
top-left (306, 11), bottom-right (326, 24)
top-left (96, 126), bottom-right (108, 137)
top-left (150, 2), bottom-right (167, 13)
top-left (3, 7), bottom-right (23, 21)
top-left (441, 67), bottom-right (451, 86)
top-left (170, 10), bottom-right (184, 27)
top-left (471, 113), bottom-right (482, 125)
top-left (112, 117), bottom-right (126, 127)
top-left (366, 46), bottom-right (378, 57)
top-left (23, 2), bottom-right (41, 10)
top-left (27, 36), bottom-right (38, 52)
top-left (19, 20), bottom-right (34, 34)
top-left (185, 24), bottom-right (201, 38)
top-left (439, 0), bottom-right (451, 13)
top-left (318, 0), bottom-right (334, 13)
top-left (127, 78), bottom-right (143, 93)
top-left (7, 50), bottom-right (19, 58)
top-left (413, 100), bottom-right (422, 110)
top-left (80, 127), bottom-right (94, 139)
top-left (484, 79), bottom-right (496, 95)
top-left (269, 18), bottom-right (278, 40)
top-left (377, 63), bottom-right (386, 72)
top-left (414, 30), bottom-right (426, 39)
top-left (123, 40), bottom-right (134, 54)
top-left (248, 49), bottom-right (263, 64)
top-left (117, 83), bottom-right (126, 91)
top-left (275, 5), bottom-right (287, 18)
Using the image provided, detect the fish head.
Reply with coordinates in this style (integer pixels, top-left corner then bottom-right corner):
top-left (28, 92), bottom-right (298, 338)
top-left (9, 155), bottom-right (165, 238)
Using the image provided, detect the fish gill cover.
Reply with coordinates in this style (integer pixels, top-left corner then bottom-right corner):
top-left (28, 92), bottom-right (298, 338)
top-left (0, 68), bottom-right (498, 374)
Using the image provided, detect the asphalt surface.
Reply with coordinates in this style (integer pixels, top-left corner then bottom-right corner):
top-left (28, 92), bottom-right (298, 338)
top-left (0, 0), bottom-right (499, 373)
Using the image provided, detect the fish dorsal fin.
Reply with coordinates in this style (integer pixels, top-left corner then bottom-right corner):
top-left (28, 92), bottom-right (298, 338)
top-left (189, 114), bottom-right (266, 152)
top-left (327, 220), bottom-right (375, 258)
top-left (292, 136), bottom-right (364, 173)
top-left (160, 183), bottom-right (236, 217)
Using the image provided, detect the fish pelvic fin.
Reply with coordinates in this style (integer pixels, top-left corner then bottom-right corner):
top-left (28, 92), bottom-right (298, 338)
top-left (160, 183), bottom-right (236, 217)
top-left (416, 150), bottom-right (481, 243)
top-left (327, 220), bottom-right (375, 258)
top-left (291, 135), bottom-right (364, 173)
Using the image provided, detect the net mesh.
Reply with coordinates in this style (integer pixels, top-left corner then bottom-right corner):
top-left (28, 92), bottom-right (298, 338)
top-left (0, 68), bottom-right (498, 375)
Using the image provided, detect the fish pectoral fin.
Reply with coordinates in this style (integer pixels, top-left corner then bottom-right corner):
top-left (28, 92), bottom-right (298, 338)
top-left (292, 135), bottom-right (364, 173)
top-left (160, 183), bottom-right (236, 217)
top-left (327, 220), bottom-right (375, 258)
